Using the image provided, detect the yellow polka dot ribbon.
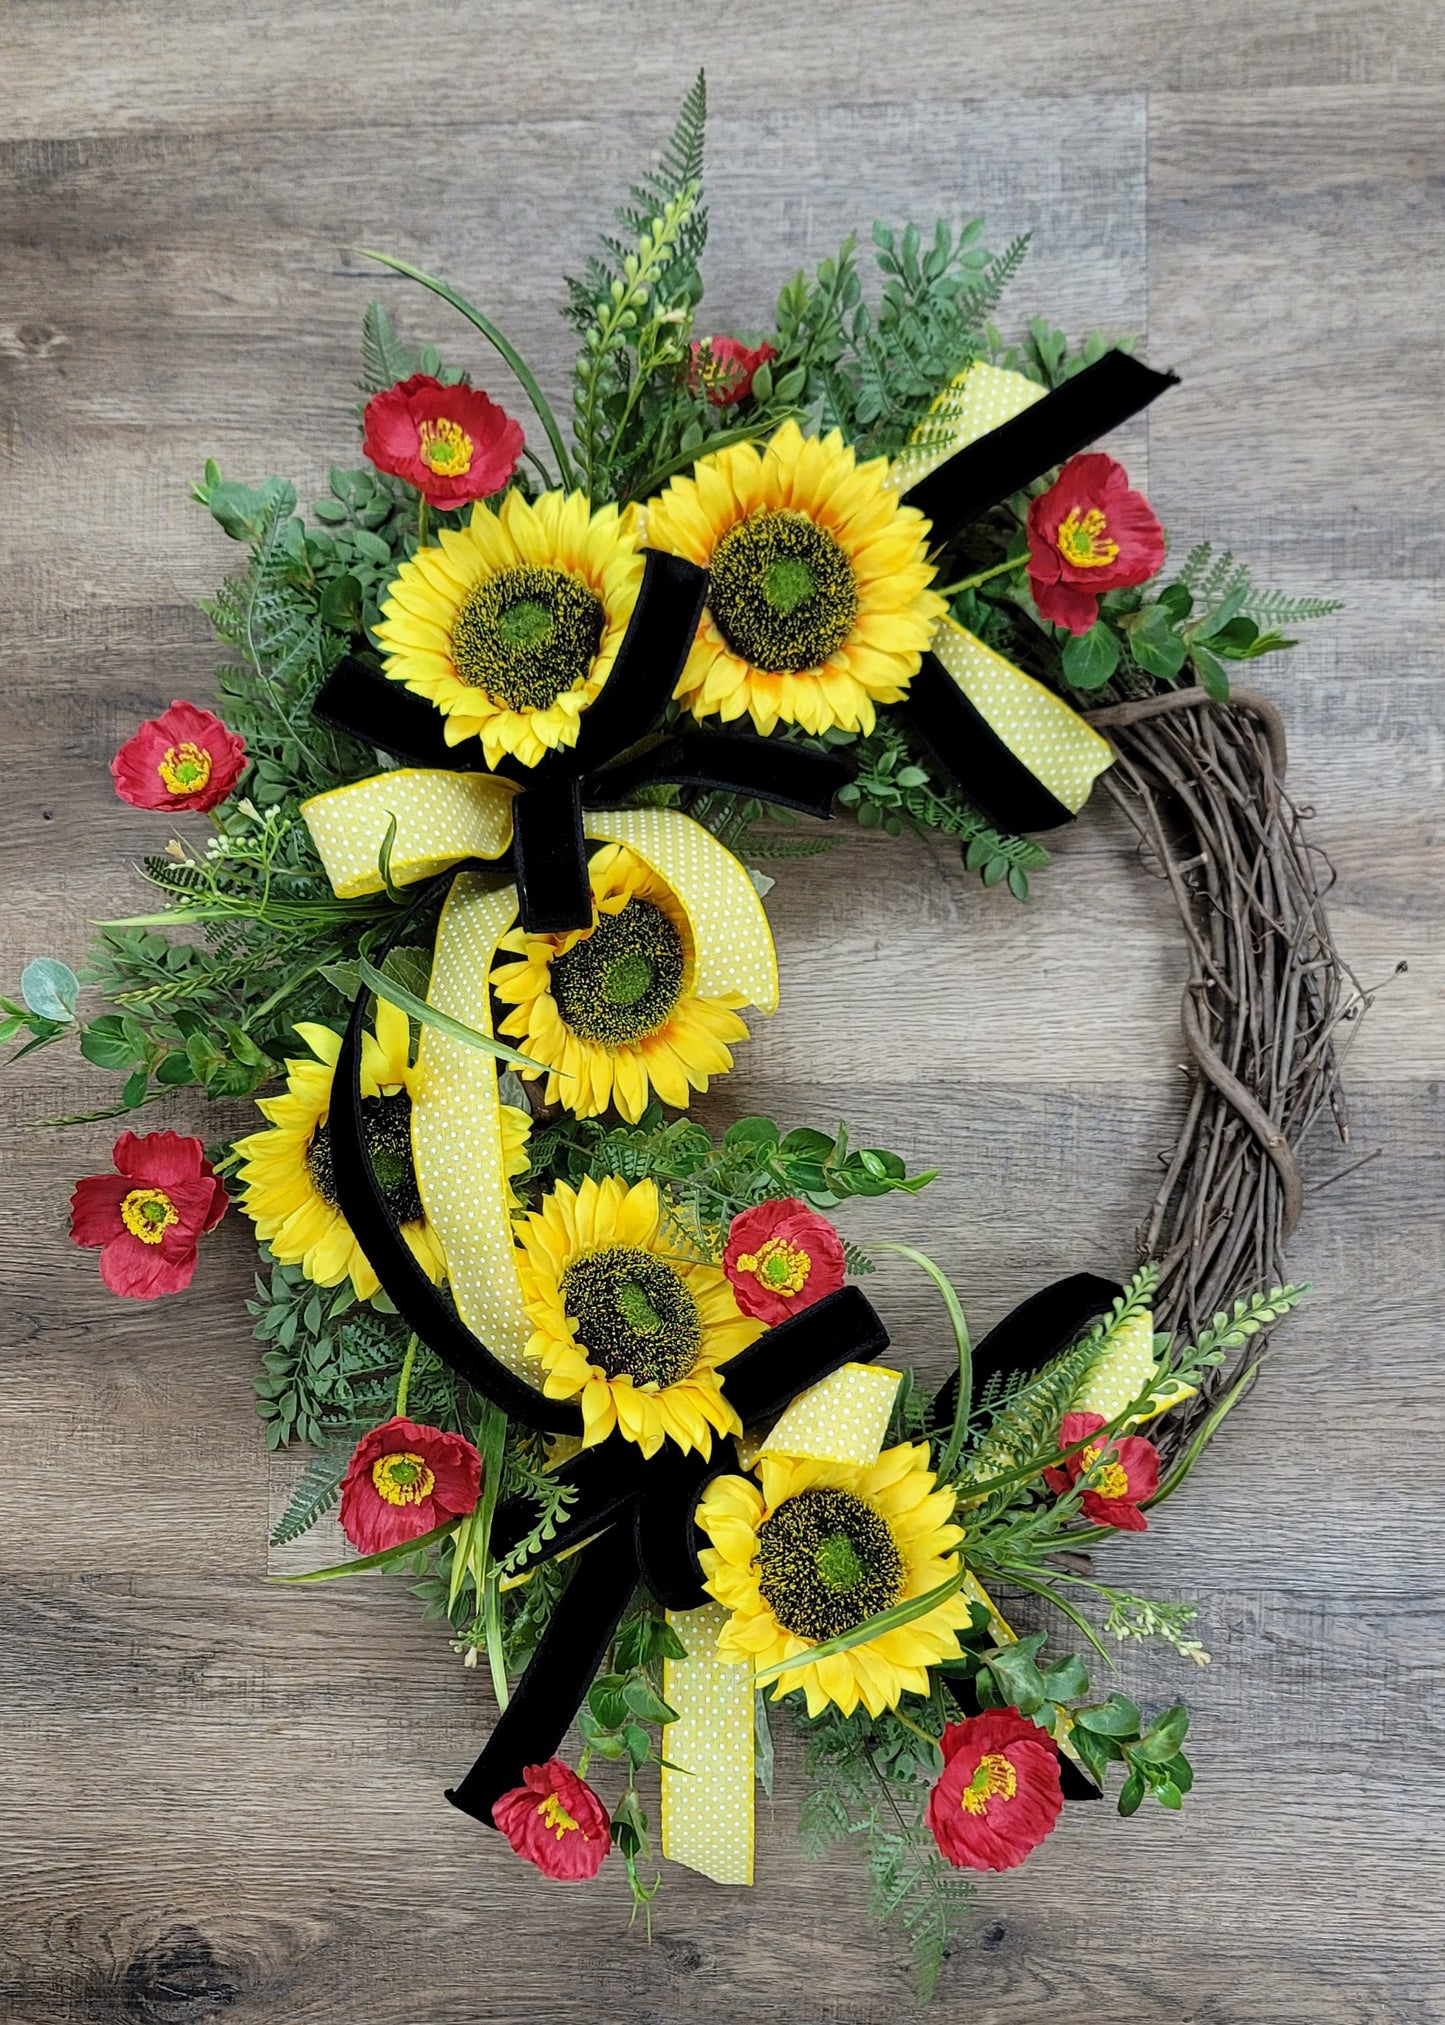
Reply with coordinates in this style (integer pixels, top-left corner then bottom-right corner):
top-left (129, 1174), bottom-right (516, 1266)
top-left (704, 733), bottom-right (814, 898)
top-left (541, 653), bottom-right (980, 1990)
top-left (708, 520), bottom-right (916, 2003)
top-left (1071, 1309), bottom-right (1196, 1429)
top-left (300, 779), bottom-right (779, 1396)
top-left (930, 615), bottom-right (1115, 815)
top-left (886, 360), bottom-right (1049, 495)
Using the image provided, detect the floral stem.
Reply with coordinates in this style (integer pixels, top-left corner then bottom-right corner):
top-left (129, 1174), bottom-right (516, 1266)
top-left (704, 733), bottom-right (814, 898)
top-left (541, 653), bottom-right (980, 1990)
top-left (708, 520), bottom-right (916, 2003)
top-left (891, 1707), bottom-right (943, 1759)
top-left (933, 556), bottom-right (1019, 597)
top-left (393, 1334), bottom-right (419, 1418)
top-left (416, 495), bottom-right (430, 549)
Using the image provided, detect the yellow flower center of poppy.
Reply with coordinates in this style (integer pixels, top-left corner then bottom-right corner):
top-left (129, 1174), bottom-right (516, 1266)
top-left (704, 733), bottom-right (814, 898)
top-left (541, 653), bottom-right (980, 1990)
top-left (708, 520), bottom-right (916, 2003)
top-left (735, 1235), bottom-right (812, 1298)
top-left (1056, 506), bottom-right (1120, 570)
top-left (157, 742), bottom-right (213, 795)
top-left (1079, 1443), bottom-right (1130, 1499)
top-left (537, 1791), bottom-right (581, 1839)
top-left (371, 1451), bottom-right (436, 1506)
top-left (962, 1751), bottom-right (1018, 1816)
top-left (120, 1187), bottom-right (179, 1244)
top-left (418, 417), bottom-right (474, 476)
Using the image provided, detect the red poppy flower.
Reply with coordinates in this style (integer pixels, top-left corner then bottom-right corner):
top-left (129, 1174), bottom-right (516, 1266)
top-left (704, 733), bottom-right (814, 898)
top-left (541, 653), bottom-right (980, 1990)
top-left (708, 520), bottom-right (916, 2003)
top-left (925, 1707), bottom-right (1064, 1871)
top-left (338, 1415), bottom-right (482, 1555)
top-left (1043, 1411), bottom-right (1159, 1531)
top-left (69, 1130), bottom-right (228, 1299)
top-left (492, 1758), bottom-right (611, 1880)
top-left (111, 701), bottom-right (248, 813)
top-left (723, 1196), bottom-right (847, 1326)
top-left (362, 373), bottom-right (524, 508)
top-left (688, 336), bottom-right (778, 409)
top-left (1025, 452), bottom-right (1166, 635)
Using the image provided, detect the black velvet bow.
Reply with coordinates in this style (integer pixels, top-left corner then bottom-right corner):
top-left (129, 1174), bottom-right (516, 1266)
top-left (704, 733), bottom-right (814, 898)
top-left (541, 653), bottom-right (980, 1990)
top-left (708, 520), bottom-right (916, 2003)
top-left (897, 349), bottom-right (1179, 836)
top-left (313, 547), bottom-right (855, 935)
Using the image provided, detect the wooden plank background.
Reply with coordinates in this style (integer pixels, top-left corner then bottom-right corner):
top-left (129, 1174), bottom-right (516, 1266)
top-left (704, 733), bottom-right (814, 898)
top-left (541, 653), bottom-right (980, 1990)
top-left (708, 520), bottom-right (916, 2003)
top-left (2, 6), bottom-right (1441, 2020)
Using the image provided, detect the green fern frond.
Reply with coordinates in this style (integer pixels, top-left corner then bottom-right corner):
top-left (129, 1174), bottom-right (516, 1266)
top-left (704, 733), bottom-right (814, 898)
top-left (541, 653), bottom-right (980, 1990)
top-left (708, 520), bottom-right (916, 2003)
top-left (269, 1436), bottom-right (355, 1546)
top-left (359, 300), bottom-right (418, 394)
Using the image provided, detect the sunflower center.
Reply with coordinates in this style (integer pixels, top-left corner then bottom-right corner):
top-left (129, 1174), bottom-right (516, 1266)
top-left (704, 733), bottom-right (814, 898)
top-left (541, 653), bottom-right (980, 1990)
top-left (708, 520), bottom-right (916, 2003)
top-left (549, 897), bottom-right (685, 1046)
top-left (757, 1486), bottom-right (904, 1641)
top-left (418, 416), bottom-right (474, 477)
top-left (120, 1187), bottom-right (179, 1245)
top-left (305, 1090), bottom-right (424, 1226)
top-left (561, 1244), bottom-right (701, 1389)
top-left (450, 565), bottom-right (604, 712)
top-left (157, 742), bottom-right (212, 795)
top-left (1056, 506), bottom-right (1120, 570)
top-left (707, 508), bottom-right (858, 672)
top-left (371, 1450), bottom-right (436, 1505)
top-left (962, 1751), bottom-right (1018, 1816)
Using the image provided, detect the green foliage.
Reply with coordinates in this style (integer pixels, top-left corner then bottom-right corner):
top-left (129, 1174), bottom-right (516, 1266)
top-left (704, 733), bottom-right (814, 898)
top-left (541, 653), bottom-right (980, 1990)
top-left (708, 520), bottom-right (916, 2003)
top-left (269, 1434), bottom-right (357, 1546)
top-left (565, 71), bottom-right (708, 335)
top-left (771, 221), bottom-right (1028, 459)
top-left (1175, 542), bottom-right (1344, 625)
top-left (530, 1107), bottom-right (934, 1242)
top-left (832, 715), bottom-right (1049, 898)
top-left (957, 1268), bottom-right (1159, 1507)
top-left (794, 1697), bottom-right (975, 2003)
top-left (247, 1259), bottom-right (433, 1449)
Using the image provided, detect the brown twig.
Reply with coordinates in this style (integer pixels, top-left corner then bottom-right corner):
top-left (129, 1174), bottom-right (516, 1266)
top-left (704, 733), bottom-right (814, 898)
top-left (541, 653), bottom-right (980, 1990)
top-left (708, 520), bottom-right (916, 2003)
top-left (1098, 691), bottom-right (1368, 1463)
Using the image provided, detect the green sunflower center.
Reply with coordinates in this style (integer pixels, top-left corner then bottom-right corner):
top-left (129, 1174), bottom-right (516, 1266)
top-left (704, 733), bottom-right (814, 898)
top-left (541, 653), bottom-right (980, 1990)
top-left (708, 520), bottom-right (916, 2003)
top-left (549, 897), bottom-right (685, 1046)
top-left (450, 564), bottom-right (605, 712)
top-left (561, 1244), bottom-right (702, 1389)
top-left (757, 1486), bottom-right (904, 1641)
top-left (707, 508), bottom-right (858, 672)
top-left (305, 1089), bottom-right (424, 1227)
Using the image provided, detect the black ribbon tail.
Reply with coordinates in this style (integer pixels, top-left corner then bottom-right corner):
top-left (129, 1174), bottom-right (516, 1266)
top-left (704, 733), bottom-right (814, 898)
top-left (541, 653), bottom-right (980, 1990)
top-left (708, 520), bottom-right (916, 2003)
top-left (328, 870), bottom-right (584, 1435)
top-left (446, 1531), bottom-right (640, 1829)
top-left (905, 653), bottom-right (1077, 835)
top-left (510, 775), bottom-right (588, 935)
top-left (901, 351), bottom-right (1179, 543)
top-left (314, 655), bottom-right (470, 769)
top-left (589, 730), bottom-right (855, 821)
top-left (931, 1273), bottom-right (1123, 1431)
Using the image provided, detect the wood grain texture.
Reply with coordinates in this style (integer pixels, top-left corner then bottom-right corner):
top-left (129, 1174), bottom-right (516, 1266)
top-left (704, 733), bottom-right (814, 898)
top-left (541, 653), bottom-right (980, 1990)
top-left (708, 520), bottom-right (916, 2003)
top-left (2, 6), bottom-right (1443, 2020)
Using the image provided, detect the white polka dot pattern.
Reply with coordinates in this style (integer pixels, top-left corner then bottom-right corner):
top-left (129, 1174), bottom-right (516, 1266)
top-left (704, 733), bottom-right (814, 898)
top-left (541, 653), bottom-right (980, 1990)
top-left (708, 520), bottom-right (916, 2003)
top-left (411, 873), bottom-right (538, 1385)
top-left (885, 361), bottom-right (1048, 493)
top-left (759, 1361), bottom-right (903, 1465)
top-left (1072, 1308), bottom-right (1196, 1429)
top-left (300, 768), bottom-right (516, 899)
top-left (931, 616), bottom-right (1115, 814)
top-left (586, 805), bottom-right (779, 1012)
top-left (661, 1601), bottom-right (755, 1886)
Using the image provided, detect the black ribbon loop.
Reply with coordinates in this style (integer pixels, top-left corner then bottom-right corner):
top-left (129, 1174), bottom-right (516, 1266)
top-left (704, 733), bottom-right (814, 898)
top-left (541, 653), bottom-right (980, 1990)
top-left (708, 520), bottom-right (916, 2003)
top-left (898, 350), bottom-right (1179, 836)
top-left (313, 546), bottom-right (855, 935)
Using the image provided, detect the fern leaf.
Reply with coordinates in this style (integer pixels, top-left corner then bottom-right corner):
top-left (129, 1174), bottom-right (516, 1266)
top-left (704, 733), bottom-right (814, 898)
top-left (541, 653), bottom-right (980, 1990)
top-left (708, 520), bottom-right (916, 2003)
top-left (359, 300), bottom-right (418, 395)
top-left (269, 1437), bottom-right (353, 1545)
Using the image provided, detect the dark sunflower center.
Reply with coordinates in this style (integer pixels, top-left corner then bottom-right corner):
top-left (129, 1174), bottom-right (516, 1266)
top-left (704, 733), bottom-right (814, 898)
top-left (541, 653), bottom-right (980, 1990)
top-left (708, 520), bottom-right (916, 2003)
top-left (757, 1486), bottom-right (904, 1641)
top-left (561, 1244), bottom-right (701, 1388)
top-left (305, 1089), bottom-right (424, 1226)
top-left (707, 508), bottom-right (858, 672)
top-left (549, 897), bottom-right (685, 1046)
top-left (450, 564), bottom-right (604, 711)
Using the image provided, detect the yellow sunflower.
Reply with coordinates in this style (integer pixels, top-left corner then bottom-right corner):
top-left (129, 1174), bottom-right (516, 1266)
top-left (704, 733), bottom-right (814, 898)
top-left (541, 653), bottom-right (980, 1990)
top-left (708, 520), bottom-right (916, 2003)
top-left (372, 488), bottom-right (645, 767)
top-left (644, 418), bottom-right (945, 737)
top-left (492, 841), bottom-right (750, 1122)
top-left (696, 1442), bottom-right (972, 1718)
top-left (514, 1174), bottom-right (762, 1457)
top-left (234, 1002), bottom-right (462, 1301)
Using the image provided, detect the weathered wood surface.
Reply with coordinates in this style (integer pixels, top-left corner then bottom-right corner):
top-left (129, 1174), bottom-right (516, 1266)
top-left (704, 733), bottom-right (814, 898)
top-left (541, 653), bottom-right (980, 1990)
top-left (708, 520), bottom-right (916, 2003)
top-left (2, 7), bottom-right (1442, 2020)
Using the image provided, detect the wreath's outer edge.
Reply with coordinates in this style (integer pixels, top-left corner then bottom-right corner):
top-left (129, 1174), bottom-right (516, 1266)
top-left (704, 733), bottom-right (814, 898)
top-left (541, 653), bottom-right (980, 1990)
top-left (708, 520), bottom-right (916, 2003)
top-left (1086, 689), bottom-right (1367, 1463)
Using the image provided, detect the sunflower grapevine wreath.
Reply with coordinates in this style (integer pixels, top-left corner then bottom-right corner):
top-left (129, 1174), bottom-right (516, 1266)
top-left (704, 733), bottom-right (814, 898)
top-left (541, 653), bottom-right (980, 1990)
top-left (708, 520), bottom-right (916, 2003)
top-left (13, 75), bottom-right (1365, 2000)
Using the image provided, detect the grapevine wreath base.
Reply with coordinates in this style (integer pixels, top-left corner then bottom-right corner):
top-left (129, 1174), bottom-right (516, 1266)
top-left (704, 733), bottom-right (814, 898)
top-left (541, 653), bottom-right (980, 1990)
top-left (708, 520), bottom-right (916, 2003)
top-left (17, 77), bottom-right (1366, 2000)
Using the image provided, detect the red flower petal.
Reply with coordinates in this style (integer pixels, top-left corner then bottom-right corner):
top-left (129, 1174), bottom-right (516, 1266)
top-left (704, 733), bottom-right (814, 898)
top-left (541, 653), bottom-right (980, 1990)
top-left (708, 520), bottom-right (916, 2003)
top-left (111, 703), bottom-right (247, 813)
top-left (723, 1196), bottom-right (846, 1325)
top-left (362, 374), bottom-right (524, 507)
top-left (925, 1708), bottom-right (1063, 1872)
top-left (338, 1416), bottom-right (483, 1555)
top-left (492, 1759), bottom-right (610, 1880)
top-left (99, 1232), bottom-right (200, 1299)
top-left (112, 1129), bottom-right (206, 1188)
top-left (68, 1173), bottom-right (130, 1248)
top-left (1025, 453), bottom-right (1165, 633)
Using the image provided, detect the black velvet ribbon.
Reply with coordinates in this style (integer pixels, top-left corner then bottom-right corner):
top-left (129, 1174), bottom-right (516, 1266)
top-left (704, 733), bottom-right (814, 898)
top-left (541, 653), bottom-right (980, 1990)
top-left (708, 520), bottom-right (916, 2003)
top-left (312, 545), bottom-right (855, 935)
top-left (897, 349), bottom-right (1179, 836)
